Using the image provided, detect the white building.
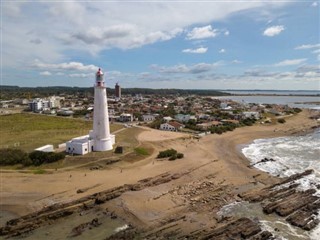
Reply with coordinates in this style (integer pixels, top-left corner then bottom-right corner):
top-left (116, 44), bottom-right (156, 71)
top-left (142, 114), bottom-right (155, 122)
top-left (35, 144), bottom-right (54, 152)
top-left (66, 68), bottom-right (115, 155)
top-left (119, 113), bottom-right (133, 122)
top-left (28, 97), bottom-right (59, 112)
top-left (66, 135), bottom-right (94, 155)
top-left (163, 116), bottom-right (173, 122)
top-left (242, 111), bottom-right (260, 119)
top-left (160, 121), bottom-right (184, 131)
top-left (174, 114), bottom-right (196, 123)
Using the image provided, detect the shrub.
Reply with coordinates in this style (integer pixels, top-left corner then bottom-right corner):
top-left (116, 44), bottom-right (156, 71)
top-left (0, 148), bottom-right (30, 165)
top-left (278, 118), bottom-right (286, 124)
top-left (177, 153), bottom-right (184, 159)
top-left (157, 149), bottom-right (177, 158)
top-left (293, 108), bottom-right (302, 113)
top-left (157, 148), bottom-right (184, 160)
top-left (29, 151), bottom-right (65, 166)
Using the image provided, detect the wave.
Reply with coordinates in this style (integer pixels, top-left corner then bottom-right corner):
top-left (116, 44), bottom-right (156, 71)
top-left (242, 129), bottom-right (320, 239)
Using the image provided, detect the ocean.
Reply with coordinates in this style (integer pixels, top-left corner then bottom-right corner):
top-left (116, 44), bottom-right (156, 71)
top-left (219, 129), bottom-right (320, 239)
top-left (217, 95), bottom-right (320, 109)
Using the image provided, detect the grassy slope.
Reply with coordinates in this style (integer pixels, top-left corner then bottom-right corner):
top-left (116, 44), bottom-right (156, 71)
top-left (0, 113), bottom-right (123, 152)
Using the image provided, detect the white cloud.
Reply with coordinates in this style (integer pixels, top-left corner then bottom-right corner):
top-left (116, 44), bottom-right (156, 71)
top-left (263, 25), bottom-right (285, 37)
top-left (182, 47), bottom-right (208, 54)
top-left (153, 62), bottom-right (222, 74)
top-left (274, 58), bottom-right (307, 67)
top-left (311, 2), bottom-right (318, 7)
top-left (295, 43), bottom-right (320, 50)
top-left (31, 60), bottom-right (98, 72)
top-left (69, 73), bottom-right (94, 78)
top-left (224, 30), bottom-right (230, 36)
top-left (219, 48), bottom-right (226, 53)
top-left (39, 71), bottom-right (52, 76)
top-left (186, 25), bottom-right (219, 40)
top-left (232, 60), bottom-right (242, 64)
top-left (71, 25), bottom-right (134, 44)
top-left (3, 1), bottom-right (292, 67)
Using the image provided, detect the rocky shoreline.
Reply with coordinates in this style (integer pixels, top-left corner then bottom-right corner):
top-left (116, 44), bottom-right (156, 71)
top-left (1, 169), bottom-right (319, 239)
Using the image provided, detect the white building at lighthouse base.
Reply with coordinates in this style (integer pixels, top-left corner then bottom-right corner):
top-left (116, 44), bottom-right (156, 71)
top-left (66, 132), bottom-right (115, 155)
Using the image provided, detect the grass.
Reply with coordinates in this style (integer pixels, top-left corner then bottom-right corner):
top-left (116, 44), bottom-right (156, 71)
top-left (57, 127), bottom-right (147, 168)
top-left (122, 144), bottom-right (154, 164)
top-left (33, 169), bottom-right (47, 174)
top-left (134, 147), bottom-right (150, 156)
top-left (0, 113), bottom-right (123, 152)
top-left (0, 114), bottom-right (151, 169)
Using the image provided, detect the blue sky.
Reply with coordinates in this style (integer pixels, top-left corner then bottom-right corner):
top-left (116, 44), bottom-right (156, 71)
top-left (1, 1), bottom-right (319, 90)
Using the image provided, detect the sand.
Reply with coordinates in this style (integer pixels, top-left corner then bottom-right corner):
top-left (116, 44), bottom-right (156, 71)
top-left (0, 110), bottom-right (318, 226)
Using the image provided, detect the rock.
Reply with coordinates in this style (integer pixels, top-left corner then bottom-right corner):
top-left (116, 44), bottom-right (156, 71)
top-left (77, 189), bottom-right (86, 194)
top-left (200, 218), bottom-right (268, 240)
top-left (250, 231), bottom-right (274, 240)
top-left (286, 199), bottom-right (320, 231)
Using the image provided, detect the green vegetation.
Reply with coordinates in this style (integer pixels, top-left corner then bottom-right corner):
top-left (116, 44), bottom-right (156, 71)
top-left (0, 148), bottom-right (30, 166)
top-left (0, 85), bottom-right (230, 100)
top-left (285, 108), bottom-right (302, 115)
top-left (241, 118), bottom-right (256, 126)
top-left (0, 148), bottom-right (65, 166)
top-left (148, 119), bottom-right (165, 129)
top-left (33, 169), bottom-right (47, 174)
top-left (29, 151), bottom-right (65, 166)
top-left (0, 113), bottom-right (122, 151)
top-left (278, 118), bottom-right (286, 124)
top-left (209, 124), bottom-right (237, 134)
top-left (157, 148), bottom-right (184, 161)
top-left (134, 147), bottom-right (150, 156)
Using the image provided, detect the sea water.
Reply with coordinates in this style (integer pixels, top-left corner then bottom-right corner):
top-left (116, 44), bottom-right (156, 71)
top-left (218, 129), bottom-right (320, 239)
top-left (242, 129), bottom-right (320, 193)
top-left (239, 129), bottom-right (320, 239)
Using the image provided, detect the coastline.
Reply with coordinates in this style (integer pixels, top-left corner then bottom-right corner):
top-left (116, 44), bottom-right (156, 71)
top-left (0, 109), bottom-right (319, 238)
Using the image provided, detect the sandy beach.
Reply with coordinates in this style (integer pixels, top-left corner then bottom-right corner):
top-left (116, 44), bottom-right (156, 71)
top-left (0, 110), bottom-right (319, 236)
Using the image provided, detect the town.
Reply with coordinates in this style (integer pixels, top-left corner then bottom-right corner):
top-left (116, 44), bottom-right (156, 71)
top-left (0, 84), bottom-right (301, 139)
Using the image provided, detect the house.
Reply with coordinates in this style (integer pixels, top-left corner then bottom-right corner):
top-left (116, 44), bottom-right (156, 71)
top-left (160, 121), bottom-right (184, 131)
top-left (142, 114), bottom-right (155, 122)
top-left (242, 111), bottom-right (260, 120)
top-left (175, 114), bottom-right (191, 122)
top-left (175, 114), bottom-right (196, 123)
top-left (221, 119), bottom-right (240, 125)
top-left (163, 116), bottom-right (173, 122)
top-left (119, 113), bottom-right (133, 122)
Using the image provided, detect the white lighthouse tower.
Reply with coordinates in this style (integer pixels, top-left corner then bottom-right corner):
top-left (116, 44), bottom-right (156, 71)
top-left (90, 68), bottom-right (114, 151)
top-left (66, 68), bottom-right (115, 155)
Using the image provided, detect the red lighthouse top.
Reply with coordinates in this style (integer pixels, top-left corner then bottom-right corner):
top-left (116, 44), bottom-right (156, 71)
top-left (96, 68), bottom-right (104, 87)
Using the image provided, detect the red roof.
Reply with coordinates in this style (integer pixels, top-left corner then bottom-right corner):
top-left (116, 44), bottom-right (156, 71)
top-left (168, 121), bottom-right (184, 129)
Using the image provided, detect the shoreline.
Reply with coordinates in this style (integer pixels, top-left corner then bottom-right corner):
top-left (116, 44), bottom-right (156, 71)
top-left (0, 110), bottom-right (319, 238)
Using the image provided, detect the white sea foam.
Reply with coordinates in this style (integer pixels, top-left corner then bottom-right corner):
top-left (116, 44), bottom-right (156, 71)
top-left (242, 129), bottom-right (320, 239)
top-left (114, 224), bottom-right (129, 232)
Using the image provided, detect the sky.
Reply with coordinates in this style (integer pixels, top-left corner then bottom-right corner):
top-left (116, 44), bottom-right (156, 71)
top-left (1, 0), bottom-right (320, 90)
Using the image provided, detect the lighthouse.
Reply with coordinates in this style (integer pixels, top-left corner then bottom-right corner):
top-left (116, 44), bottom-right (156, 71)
top-left (66, 68), bottom-right (115, 155)
top-left (90, 68), bottom-right (114, 151)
